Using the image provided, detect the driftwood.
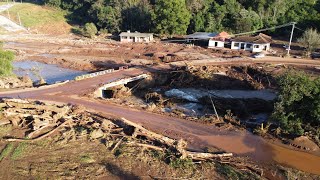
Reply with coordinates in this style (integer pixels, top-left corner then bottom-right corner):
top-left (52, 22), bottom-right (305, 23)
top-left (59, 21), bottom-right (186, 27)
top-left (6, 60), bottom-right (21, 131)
top-left (126, 141), bottom-right (164, 152)
top-left (111, 137), bottom-right (124, 153)
top-left (120, 118), bottom-right (176, 146)
top-left (119, 118), bottom-right (233, 160)
top-left (6, 120), bottom-right (72, 142)
top-left (5, 101), bottom-right (70, 114)
top-left (0, 120), bottom-right (11, 126)
top-left (186, 151), bottom-right (233, 160)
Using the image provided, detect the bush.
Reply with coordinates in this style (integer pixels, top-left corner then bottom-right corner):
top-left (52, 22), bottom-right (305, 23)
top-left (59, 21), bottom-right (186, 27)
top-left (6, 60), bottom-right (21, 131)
top-left (83, 23), bottom-right (98, 38)
top-left (271, 71), bottom-right (320, 136)
top-left (44, 0), bottom-right (61, 8)
top-left (0, 50), bottom-right (14, 76)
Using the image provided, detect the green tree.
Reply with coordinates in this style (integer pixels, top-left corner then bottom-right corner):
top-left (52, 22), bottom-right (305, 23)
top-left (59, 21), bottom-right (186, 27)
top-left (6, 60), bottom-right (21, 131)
top-left (271, 71), bottom-right (320, 136)
top-left (152, 0), bottom-right (191, 36)
top-left (44, 0), bottom-right (61, 8)
top-left (83, 23), bottom-right (98, 38)
top-left (298, 28), bottom-right (320, 57)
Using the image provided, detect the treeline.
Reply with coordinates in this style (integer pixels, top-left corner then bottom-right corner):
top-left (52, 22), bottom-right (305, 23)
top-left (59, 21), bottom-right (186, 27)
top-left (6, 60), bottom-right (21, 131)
top-left (41, 0), bottom-right (320, 36)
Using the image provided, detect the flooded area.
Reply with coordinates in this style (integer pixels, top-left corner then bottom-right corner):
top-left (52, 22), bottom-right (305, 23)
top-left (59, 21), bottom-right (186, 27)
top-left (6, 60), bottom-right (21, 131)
top-left (13, 61), bottom-right (87, 84)
top-left (165, 88), bottom-right (277, 102)
top-left (197, 133), bottom-right (320, 175)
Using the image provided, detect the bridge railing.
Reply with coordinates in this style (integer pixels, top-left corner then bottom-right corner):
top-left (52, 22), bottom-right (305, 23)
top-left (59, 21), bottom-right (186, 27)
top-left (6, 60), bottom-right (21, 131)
top-left (75, 66), bottom-right (129, 81)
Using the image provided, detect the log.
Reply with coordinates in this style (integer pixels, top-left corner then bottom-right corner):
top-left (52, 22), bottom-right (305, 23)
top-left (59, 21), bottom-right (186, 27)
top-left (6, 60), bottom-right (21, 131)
top-left (120, 118), bottom-right (176, 145)
top-left (0, 120), bottom-right (11, 126)
top-left (6, 120), bottom-right (72, 142)
top-left (126, 142), bottom-right (164, 151)
top-left (5, 102), bottom-right (70, 114)
top-left (186, 151), bottom-right (233, 160)
top-left (111, 137), bottom-right (124, 153)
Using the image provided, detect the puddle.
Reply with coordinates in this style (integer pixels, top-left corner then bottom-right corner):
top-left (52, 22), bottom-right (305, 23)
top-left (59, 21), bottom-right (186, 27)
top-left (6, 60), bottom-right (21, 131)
top-left (13, 61), bottom-right (87, 84)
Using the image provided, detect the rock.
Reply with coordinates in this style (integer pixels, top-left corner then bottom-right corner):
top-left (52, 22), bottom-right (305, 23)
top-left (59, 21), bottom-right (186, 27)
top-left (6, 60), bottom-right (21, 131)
top-left (90, 129), bottom-right (104, 139)
top-left (289, 136), bottom-right (320, 151)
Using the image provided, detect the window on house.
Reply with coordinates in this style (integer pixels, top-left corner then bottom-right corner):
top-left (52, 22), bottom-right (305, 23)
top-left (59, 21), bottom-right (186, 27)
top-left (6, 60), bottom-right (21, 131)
top-left (254, 45), bottom-right (260, 48)
top-left (234, 43), bottom-right (239, 47)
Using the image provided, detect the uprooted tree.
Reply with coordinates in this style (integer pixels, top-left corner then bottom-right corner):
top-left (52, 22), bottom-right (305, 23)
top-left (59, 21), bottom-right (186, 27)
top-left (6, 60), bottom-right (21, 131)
top-left (271, 70), bottom-right (320, 136)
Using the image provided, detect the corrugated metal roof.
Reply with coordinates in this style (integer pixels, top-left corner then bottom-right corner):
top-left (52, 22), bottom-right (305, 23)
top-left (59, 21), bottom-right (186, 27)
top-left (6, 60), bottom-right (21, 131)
top-left (233, 33), bottom-right (272, 44)
top-left (119, 32), bottom-right (153, 37)
top-left (186, 32), bottom-right (218, 40)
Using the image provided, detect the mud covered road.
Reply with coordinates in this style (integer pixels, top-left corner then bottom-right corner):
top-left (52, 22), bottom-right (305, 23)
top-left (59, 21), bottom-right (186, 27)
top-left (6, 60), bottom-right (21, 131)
top-left (0, 67), bottom-right (319, 176)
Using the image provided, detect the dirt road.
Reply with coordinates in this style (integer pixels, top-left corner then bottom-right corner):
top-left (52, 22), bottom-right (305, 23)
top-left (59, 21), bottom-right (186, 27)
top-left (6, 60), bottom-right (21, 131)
top-left (0, 67), bottom-right (320, 175)
top-left (0, 4), bottom-right (26, 32)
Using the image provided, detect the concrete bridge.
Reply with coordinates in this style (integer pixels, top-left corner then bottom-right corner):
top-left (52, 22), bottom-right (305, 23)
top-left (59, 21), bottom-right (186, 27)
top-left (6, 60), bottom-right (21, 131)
top-left (95, 73), bottom-right (150, 98)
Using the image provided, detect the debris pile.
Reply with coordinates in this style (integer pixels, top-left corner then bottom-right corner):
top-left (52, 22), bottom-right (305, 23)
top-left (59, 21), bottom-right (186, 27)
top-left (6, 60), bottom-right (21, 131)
top-left (0, 76), bottom-right (33, 89)
top-left (0, 99), bottom-right (232, 160)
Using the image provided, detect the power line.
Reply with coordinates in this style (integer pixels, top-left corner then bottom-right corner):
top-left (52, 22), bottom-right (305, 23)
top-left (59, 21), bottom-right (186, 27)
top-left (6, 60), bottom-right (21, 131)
top-left (229, 22), bottom-right (295, 37)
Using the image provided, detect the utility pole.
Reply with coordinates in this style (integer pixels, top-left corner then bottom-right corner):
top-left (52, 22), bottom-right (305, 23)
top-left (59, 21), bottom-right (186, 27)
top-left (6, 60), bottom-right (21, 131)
top-left (287, 22), bottom-right (296, 56)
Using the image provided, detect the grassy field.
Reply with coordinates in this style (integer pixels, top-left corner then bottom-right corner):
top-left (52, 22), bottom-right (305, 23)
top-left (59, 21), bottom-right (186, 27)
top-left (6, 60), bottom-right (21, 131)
top-left (0, 3), bottom-right (71, 34)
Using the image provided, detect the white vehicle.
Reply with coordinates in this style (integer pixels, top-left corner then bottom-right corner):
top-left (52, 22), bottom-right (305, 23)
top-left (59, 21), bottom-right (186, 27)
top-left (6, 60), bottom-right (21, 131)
top-left (253, 53), bottom-right (265, 58)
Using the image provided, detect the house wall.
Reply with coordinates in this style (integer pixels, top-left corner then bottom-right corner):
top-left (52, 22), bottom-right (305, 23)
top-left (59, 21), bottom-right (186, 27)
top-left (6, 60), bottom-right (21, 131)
top-left (231, 41), bottom-right (270, 52)
top-left (208, 40), bottom-right (224, 48)
top-left (120, 35), bottom-right (153, 43)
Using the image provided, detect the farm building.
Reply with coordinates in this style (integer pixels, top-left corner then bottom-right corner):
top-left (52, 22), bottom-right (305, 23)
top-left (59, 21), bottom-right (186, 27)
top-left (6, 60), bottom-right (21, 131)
top-left (119, 31), bottom-right (154, 43)
top-left (208, 31), bottom-right (230, 48)
top-left (231, 33), bottom-right (272, 53)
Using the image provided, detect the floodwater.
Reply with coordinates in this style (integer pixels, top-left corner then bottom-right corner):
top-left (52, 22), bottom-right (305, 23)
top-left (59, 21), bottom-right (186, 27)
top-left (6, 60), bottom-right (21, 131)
top-left (198, 133), bottom-right (320, 175)
top-left (13, 61), bottom-right (87, 84)
top-left (165, 88), bottom-right (277, 102)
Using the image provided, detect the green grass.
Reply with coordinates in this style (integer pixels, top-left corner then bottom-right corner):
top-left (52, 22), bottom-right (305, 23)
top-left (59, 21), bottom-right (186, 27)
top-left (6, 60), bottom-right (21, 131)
top-left (11, 142), bottom-right (29, 160)
top-left (0, 143), bottom-right (14, 161)
top-left (1, 3), bottom-right (68, 29)
top-left (215, 163), bottom-right (260, 180)
top-left (79, 154), bottom-right (95, 164)
top-left (0, 124), bottom-right (12, 138)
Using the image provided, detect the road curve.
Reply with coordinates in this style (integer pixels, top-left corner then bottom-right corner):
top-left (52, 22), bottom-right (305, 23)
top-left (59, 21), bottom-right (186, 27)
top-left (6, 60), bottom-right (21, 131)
top-left (0, 67), bottom-right (320, 175)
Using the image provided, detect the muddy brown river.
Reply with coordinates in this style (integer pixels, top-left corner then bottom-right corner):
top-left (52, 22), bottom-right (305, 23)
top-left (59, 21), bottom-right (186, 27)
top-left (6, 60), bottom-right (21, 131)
top-left (198, 132), bottom-right (320, 175)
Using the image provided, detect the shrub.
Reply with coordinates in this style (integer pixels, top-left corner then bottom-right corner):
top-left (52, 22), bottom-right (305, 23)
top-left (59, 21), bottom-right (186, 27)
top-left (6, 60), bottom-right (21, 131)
top-left (271, 71), bottom-right (320, 136)
top-left (44, 0), bottom-right (61, 8)
top-left (83, 23), bottom-right (98, 38)
top-left (0, 50), bottom-right (14, 76)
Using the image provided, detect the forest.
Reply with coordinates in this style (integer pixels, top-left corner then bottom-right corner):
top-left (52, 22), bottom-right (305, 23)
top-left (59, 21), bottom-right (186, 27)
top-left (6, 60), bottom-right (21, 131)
top-left (39, 0), bottom-right (320, 37)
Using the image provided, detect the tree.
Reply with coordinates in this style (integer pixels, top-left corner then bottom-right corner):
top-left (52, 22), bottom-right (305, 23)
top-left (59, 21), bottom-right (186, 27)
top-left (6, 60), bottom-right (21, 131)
top-left (298, 29), bottom-right (320, 57)
top-left (152, 0), bottom-right (191, 36)
top-left (44, 0), bottom-right (61, 8)
top-left (271, 71), bottom-right (320, 136)
top-left (83, 23), bottom-right (98, 38)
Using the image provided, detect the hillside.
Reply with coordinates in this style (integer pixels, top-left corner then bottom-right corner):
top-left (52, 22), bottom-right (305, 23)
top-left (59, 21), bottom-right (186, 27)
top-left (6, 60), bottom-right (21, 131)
top-left (0, 3), bottom-right (71, 34)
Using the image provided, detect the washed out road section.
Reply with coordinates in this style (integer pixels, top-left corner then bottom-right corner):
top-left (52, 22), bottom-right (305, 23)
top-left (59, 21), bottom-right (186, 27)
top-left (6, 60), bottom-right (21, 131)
top-left (0, 68), bottom-right (319, 175)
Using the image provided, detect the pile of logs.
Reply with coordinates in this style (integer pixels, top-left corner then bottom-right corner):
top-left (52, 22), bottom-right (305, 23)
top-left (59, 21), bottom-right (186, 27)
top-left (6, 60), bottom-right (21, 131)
top-left (0, 98), bottom-right (262, 176)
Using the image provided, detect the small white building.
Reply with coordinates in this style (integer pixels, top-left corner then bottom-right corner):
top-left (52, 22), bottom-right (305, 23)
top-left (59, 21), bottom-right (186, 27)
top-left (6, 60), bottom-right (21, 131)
top-left (231, 33), bottom-right (272, 53)
top-left (208, 31), bottom-right (230, 48)
top-left (119, 31), bottom-right (154, 43)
